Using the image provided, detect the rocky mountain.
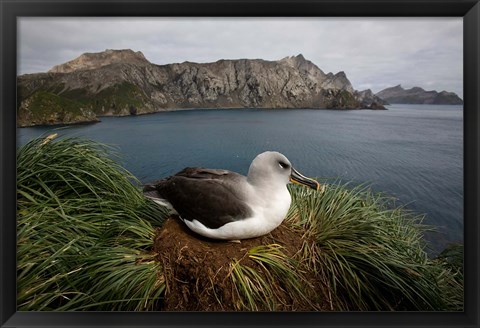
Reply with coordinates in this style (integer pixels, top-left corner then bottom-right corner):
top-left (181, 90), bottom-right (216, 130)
top-left (376, 85), bottom-right (463, 105)
top-left (354, 89), bottom-right (389, 109)
top-left (17, 49), bottom-right (386, 127)
top-left (48, 49), bottom-right (150, 73)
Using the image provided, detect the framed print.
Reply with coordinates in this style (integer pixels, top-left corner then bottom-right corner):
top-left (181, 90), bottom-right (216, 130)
top-left (1, 0), bottom-right (479, 327)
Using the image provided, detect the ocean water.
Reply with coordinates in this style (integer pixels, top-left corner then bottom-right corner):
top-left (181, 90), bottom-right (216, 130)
top-left (17, 104), bottom-right (463, 254)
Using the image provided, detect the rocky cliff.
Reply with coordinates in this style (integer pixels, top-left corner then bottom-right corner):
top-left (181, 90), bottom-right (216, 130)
top-left (17, 49), bottom-right (386, 127)
top-left (376, 85), bottom-right (463, 105)
top-left (48, 49), bottom-right (150, 73)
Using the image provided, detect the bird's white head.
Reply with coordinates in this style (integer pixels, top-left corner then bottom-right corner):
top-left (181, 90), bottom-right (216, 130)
top-left (247, 151), bottom-right (320, 191)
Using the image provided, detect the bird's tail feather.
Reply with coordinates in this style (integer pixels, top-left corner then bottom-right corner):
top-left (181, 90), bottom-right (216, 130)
top-left (144, 191), bottom-right (178, 215)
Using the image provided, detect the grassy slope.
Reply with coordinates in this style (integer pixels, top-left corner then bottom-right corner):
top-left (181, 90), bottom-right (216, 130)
top-left (17, 136), bottom-right (168, 310)
top-left (61, 82), bottom-right (149, 115)
top-left (287, 184), bottom-right (463, 311)
top-left (17, 136), bottom-right (463, 311)
top-left (17, 91), bottom-right (96, 126)
top-left (18, 82), bottom-right (150, 125)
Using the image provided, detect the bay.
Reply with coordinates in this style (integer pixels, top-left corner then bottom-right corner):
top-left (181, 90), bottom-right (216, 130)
top-left (17, 104), bottom-right (463, 254)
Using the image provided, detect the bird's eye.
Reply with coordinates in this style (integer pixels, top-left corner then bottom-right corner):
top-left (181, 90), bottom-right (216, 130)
top-left (278, 161), bottom-right (290, 169)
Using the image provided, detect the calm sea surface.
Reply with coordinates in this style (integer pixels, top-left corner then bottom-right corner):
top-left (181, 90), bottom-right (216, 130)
top-left (18, 104), bottom-right (463, 254)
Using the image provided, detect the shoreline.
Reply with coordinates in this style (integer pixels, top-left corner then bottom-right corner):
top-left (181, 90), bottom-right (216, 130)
top-left (17, 106), bottom-right (387, 128)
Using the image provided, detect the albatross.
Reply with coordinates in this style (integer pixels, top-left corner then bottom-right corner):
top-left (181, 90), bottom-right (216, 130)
top-left (143, 151), bottom-right (320, 240)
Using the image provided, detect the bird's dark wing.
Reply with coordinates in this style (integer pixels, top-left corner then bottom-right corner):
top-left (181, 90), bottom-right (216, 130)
top-left (145, 168), bottom-right (253, 229)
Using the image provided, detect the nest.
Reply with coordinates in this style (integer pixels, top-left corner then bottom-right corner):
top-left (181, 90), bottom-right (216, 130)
top-left (153, 217), bottom-right (330, 311)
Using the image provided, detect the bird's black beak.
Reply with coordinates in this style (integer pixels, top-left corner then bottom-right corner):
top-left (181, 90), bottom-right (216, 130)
top-left (290, 167), bottom-right (321, 191)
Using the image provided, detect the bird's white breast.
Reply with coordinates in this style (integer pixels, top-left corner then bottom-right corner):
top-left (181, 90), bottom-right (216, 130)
top-left (184, 184), bottom-right (292, 240)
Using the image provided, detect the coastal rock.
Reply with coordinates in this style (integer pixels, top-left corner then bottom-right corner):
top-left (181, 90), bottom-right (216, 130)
top-left (376, 85), bottom-right (463, 105)
top-left (17, 49), bottom-right (387, 127)
top-left (355, 89), bottom-right (388, 109)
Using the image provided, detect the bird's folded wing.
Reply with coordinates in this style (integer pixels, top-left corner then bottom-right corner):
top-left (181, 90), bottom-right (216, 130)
top-left (154, 176), bottom-right (253, 229)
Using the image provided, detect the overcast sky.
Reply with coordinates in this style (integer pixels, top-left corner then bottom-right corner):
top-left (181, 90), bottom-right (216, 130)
top-left (18, 17), bottom-right (463, 97)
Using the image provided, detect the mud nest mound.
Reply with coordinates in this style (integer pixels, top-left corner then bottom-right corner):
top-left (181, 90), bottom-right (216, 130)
top-left (153, 217), bottom-right (330, 311)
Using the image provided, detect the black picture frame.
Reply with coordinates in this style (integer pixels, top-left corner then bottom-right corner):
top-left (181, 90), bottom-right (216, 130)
top-left (1, 1), bottom-right (478, 327)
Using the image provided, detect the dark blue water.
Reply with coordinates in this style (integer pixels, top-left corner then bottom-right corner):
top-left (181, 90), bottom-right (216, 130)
top-left (18, 105), bottom-right (463, 254)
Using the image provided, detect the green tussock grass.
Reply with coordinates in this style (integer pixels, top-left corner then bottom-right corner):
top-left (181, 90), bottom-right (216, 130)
top-left (17, 136), bottom-right (463, 311)
top-left (17, 135), bottom-right (168, 311)
top-left (229, 244), bottom-right (309, 311)
top-left (286, 183), bottom-right (463, 311)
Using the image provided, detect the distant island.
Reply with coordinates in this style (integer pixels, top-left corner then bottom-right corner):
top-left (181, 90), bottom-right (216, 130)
top-left (375, 85), bottom-right (463, 105)
top-left (17, 49), bottom-right (387, 127)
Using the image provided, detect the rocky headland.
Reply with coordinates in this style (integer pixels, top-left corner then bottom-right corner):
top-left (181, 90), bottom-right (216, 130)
top-left (376, 85), bottom-right (463, 105)
top-left (17, 49), bottom-right (387, 127)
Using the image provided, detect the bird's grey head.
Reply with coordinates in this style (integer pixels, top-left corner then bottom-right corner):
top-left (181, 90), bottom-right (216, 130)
top-left (247, 151), bottom-right (320, 190)
top-left (247, 151), bottom-right (292, 186)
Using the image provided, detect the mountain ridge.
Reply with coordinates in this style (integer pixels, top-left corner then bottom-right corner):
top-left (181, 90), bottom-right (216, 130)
top-left (375, 85), bottom-right (463, 105)
top-left (48, 49), bottom-right (150, 73)
top-left (17, 49), bottom-right (387, 127)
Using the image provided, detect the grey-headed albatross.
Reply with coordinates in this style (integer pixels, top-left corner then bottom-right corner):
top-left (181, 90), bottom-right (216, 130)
top-left (144, 151), bottom-right (320, 240)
